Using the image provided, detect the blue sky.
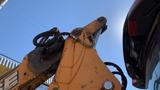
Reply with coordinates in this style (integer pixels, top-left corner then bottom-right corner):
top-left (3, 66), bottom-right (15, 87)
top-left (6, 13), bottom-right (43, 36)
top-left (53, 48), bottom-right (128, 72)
top-left (0, 0), bottom-right (143, 90)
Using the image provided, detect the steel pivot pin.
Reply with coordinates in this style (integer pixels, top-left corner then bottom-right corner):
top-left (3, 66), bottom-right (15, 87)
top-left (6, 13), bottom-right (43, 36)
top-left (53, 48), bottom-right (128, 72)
top-left (104, 80), bottom-right (113, 90)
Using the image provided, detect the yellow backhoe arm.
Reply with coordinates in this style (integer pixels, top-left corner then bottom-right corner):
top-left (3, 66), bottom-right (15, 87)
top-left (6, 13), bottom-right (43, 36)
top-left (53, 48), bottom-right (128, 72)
top-left (48, 17), bottom-right (122, 90)
top-left (0, 17), bottom-right (126, 90)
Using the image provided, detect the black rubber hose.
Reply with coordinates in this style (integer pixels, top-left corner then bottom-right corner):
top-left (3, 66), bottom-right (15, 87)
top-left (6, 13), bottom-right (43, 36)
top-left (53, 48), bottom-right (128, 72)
top-left (104, 62), bottom-right (127, 90)
top-left (33, 30), bottom-right (58, 47)
top-left (33, 29), bottom-right (70, 47)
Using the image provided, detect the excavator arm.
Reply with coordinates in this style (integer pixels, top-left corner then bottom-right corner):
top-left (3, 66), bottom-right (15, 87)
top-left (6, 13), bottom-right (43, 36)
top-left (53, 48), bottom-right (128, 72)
top-left (0, 17), bottom-right (126, 90)
top-left (0, 28), bottom-right (63, 90)
top-left (48, 17), bottom-right (123, 90)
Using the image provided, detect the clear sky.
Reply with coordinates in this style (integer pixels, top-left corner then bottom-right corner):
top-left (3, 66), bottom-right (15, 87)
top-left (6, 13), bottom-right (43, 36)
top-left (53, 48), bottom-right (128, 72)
top-left (0, 0), bottom-right (144, 90)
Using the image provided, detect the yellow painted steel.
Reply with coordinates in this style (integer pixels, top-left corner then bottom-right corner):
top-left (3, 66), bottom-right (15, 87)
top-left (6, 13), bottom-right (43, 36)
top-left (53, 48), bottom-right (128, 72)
top-left (0, 65), bottom-right (10, 76)
top-left (0, 17), bottom-right (122, 90)
top-left (48, 18), bottom-right (121, 90)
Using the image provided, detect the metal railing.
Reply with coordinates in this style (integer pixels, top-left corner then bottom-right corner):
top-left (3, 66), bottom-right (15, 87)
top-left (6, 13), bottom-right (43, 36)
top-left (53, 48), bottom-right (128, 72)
top-left (0, 54), bottom-right (19, 69)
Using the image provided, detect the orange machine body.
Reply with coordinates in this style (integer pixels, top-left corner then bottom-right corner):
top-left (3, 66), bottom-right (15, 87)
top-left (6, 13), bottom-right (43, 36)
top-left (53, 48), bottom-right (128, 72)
top-left (0, 17), bottom-right (122, 90)
top-left (0, 56), bottom-right (51, 90)
top-left (48, 18), bottom-right (121, 90)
